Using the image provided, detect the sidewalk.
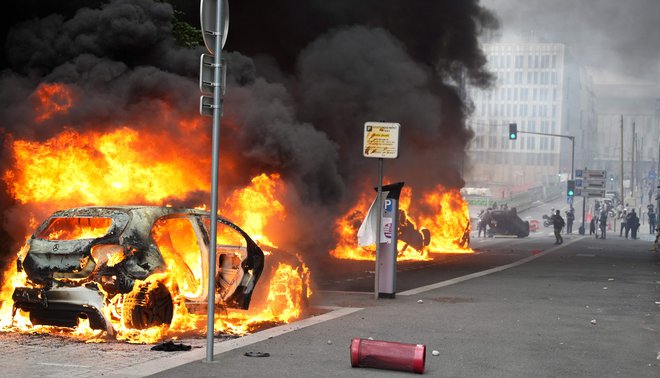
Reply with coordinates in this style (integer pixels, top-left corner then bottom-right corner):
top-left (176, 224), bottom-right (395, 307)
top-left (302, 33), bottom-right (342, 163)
top-left (124, 237), bottom-right (658, 378)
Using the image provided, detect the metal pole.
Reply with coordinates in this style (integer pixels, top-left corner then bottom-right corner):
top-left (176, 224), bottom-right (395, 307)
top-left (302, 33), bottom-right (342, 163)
top-left (581, 192), bottom-right (586, 234)
top-left (570, 137), bottom-right (575, 180)
top-left (205, 0), bottom-right (224, 363)
top-left (374, 158), bottom-right (384, 300)
top-left (620, 116), bottom-right (624, 205)
top-left (656, 137), bottom-right (659, 226)
top-left (631, 122), bottom-right (635, 205)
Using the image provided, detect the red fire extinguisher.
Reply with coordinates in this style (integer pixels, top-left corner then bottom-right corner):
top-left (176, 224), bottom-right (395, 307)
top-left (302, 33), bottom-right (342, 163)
top-left (350, 338), bottom-right (426, 374)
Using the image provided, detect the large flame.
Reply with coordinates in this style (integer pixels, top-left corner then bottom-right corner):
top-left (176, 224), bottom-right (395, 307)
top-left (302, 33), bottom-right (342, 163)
top-left (331, 185), bottom-right (472, 261)
top-left (222, 173), bottom-right (285, 247)
top-left (0, 83), bottom-right (310, 343)
top-left (4, 127), bottom-right (209, 205)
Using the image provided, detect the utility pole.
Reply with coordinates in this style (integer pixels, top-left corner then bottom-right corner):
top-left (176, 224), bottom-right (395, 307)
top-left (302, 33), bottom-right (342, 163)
top-left (657, 135), bottom-right (660, 225)
top-left (620, 116), bottom-right (624, 205)
top-left (631, 121), bottom-right (636, 206)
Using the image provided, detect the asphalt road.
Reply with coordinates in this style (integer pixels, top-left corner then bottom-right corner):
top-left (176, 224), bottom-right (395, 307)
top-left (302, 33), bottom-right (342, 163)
top-left (147, 233), bottom-right (659, 378)
top-left (0, 203), bottom-right (657, 377)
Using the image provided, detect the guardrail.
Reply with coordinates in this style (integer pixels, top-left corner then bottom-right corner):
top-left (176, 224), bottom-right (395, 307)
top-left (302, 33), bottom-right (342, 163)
top-left (466, 184), bottom-right (563, 214)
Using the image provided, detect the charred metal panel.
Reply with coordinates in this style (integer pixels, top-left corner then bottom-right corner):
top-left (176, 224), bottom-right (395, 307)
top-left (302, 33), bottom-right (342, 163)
top-left (22, 239), bottom-right (95, 285)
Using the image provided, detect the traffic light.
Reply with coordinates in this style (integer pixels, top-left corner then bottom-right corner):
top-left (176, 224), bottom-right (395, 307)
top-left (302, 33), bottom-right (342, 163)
top-left (609, 175), bottom-right (614, 181)
top-left (508, 123), bottom-right (517, 140)
top-left (567, 180), bottom-right (575, 196)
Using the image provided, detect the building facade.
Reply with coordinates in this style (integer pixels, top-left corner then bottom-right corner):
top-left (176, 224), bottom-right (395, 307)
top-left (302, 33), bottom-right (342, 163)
top-left (466, 42), bottom-right (593, 194)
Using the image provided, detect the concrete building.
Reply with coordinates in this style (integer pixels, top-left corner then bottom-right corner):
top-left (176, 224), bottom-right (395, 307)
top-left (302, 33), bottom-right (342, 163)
top-left (465, 42), bottom-right (595, 195)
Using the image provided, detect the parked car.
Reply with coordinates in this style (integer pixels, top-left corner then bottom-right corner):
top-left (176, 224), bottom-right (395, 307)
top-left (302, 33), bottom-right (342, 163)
top-left (11, 206), bottom-right (307, 333)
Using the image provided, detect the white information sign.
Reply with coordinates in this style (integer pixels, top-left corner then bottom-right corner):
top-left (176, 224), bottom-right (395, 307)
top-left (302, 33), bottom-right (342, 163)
top-left (363, 122), bottom-right (400, 159)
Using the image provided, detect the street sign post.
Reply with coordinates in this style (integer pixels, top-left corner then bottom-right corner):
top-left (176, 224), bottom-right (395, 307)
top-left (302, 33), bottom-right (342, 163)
top-left (363, 121), bottom-right (400, 300)
top-left (200, 0), bottom-right (228, 363)
top-left (200, 0), bottom-right (229, 55)
top-left (363, 122), bottom-right (400, 159)
top-left (199, 54), bottom-right (226, 95)
top-left (583, 170), bottom-right (606, 198)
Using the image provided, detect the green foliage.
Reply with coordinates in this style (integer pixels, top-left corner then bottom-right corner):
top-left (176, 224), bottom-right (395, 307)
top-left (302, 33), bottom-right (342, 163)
top-left (172, 10), bottom-right (202, 48)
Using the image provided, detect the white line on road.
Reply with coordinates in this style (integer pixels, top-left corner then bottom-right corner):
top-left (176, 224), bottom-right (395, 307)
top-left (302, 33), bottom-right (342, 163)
top-left (38, 362), bottom-right (92, 368)
top-left (398, 237), bottom-right (583, 296)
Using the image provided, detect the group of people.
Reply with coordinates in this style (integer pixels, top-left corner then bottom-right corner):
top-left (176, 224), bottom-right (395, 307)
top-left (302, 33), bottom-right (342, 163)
top-left (478, 199), bottom-right (658, 245)
top-left (587, 202), bottom-right (657, 240)
top-left (617, 206), bottom-right (641, 239)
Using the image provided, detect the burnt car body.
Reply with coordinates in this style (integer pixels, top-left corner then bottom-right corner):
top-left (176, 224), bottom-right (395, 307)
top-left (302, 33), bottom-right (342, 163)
top-left (12, 206), bottom-right (268, 333)
top-left (397, 210), bottom-right (432, 253)
top-left (484, 208), bottom-right (529, 238)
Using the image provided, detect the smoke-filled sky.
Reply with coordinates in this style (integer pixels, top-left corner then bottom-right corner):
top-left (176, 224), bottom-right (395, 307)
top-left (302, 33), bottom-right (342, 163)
top-left (0, 0), bottom-right (500, 261)
top-left (482, 0), bottom-right (660, 81)
top-left (5, 0), bottom-right (656, 267)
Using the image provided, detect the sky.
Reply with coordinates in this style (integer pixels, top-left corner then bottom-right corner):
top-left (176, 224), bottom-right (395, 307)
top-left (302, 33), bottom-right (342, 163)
top-left (482, 0), bottom-right (660, 81)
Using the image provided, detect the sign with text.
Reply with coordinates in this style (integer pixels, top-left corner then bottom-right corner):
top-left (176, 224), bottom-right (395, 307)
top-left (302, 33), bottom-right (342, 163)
top-left (363, 122), bottom-right (400, 159)
top-left (584, 188), bottom-right (606, 198)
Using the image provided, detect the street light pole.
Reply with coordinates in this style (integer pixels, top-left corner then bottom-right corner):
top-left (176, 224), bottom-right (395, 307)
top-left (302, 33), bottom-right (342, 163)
top-left (517, 130), bottom-right (575, 179)
top-left (620, 116), bottom-right (624, 205)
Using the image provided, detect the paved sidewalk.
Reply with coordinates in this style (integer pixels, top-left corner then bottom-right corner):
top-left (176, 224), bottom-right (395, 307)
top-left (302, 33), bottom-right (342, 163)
top-left (135, 237), bottom-right (659, 378)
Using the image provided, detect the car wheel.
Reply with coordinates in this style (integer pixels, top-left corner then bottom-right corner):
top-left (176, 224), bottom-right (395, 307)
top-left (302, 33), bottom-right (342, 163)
top-left (122, 281), bottom-right (173, 329)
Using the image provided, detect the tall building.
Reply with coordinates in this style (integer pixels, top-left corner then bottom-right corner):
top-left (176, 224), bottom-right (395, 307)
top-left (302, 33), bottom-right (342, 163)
top-left (465, 42), bottom-right (593, 193)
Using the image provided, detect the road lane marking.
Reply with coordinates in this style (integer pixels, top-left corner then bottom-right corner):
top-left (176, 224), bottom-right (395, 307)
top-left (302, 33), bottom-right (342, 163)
top-left (398, 237), bottom-right (583, 296)
top-left (38, 363), bottom-right (92, 368)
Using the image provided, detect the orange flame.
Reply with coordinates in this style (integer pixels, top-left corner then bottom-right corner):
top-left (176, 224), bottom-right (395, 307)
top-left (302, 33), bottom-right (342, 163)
top-left (0, 83), bottom-right (310, 343)
top-left (3, 127), bottom-right (209, 206)
top-left (331, 185), bottom-right (472, 261)
top-left (222, 173), bottom-right (285, 246)
top-left (417, 185), bottom-right (472, 252)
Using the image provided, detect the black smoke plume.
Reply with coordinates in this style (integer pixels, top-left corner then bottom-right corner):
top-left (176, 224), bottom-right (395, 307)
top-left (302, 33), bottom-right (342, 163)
top-left (0, 0), bottom-right (497, 273)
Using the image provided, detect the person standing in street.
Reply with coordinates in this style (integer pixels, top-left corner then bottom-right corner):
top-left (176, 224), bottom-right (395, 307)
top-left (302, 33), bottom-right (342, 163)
top-left (649, 207), bottom-right (657, 234)
top-left (625, 210), bottom-right (634, 239)
top-left (551, 210), bottom-right (564, 244)
top-left (628, 209), bottom-right (640, 240)
top-left (619, 209), bottom-right (627, 237)
top-left (565, 206), bottom-right (575, 234)
top-left (589, 216), bottom-right (596, 235)
top-left (477, 209), bottom-right (488, 238)
top-left (599, 209), bottom-right (608, 239)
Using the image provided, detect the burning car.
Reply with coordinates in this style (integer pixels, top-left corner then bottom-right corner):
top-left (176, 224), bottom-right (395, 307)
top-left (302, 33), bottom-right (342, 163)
top-left (11, 206), bottom-right (306, 334)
